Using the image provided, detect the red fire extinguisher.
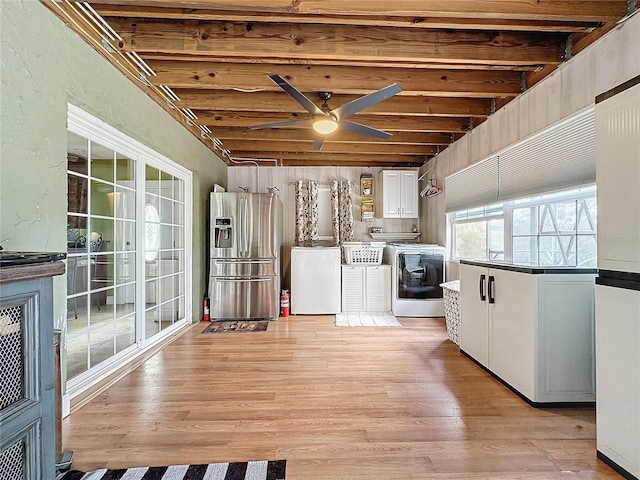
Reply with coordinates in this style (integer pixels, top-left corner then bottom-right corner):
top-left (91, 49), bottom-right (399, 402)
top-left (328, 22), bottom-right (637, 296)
top-left (280, 289), bottom-right (290, 318)
top-left (203, 293), bottom-right (210, 321)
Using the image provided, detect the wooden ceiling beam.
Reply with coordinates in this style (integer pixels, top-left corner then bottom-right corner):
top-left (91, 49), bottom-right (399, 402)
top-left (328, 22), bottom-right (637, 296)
top-left (110, 18), bottom-right (565, 66)
top-left (235, 158), bottom-right (424, 167)
top-left (195, 111), bottom-right (473, 132)
top-left (94, 5), bottom-right (600, 32)
top-left (92, 1), bottom-right (627, 22)
top-left (222, 140), bottom-right (436, 155)
top-left (211, 127), bottom-right (455, 145)
top-left (149, 61), bottom-right (523, 97)
top-left (229, 151), bottom-right (426, 165)
top-left (234, 151), bottom-right (428, 161)
top-left (172, 90), bottom-right (492, 117)
top-left (142, 52), bottom-right (543, 71)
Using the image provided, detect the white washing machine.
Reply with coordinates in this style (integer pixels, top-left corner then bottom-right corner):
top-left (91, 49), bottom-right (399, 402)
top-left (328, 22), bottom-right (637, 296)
top-left (290, 244), bottom-right (341, 314)
top-left (385, 243), bottom-right (445, 317)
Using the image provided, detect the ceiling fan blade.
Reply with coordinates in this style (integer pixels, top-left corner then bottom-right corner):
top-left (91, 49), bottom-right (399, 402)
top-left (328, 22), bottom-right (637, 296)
top-left (249, 119), bottom-right (313, 130)
top-left (269, 74), bottom-right (326, 117)
top-left (340, 120), bottom-right (393, 139)
top-left (312, 137), bottom-right (325, 151)
top-left (332, 83), bottom-right (402, 121)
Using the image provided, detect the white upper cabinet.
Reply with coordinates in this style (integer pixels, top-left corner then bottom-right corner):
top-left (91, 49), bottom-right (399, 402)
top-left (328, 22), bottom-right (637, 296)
top-left (379, 170), bottom-right (418, 218)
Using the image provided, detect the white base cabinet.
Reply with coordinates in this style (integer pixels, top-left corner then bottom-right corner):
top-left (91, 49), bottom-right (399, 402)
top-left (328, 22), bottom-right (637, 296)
top-left (460, 262), bottom-right (596, 404)
top-left (595, 283), bottom-right (640, 478)
top-left (341, 265), bottom-right (391, 312)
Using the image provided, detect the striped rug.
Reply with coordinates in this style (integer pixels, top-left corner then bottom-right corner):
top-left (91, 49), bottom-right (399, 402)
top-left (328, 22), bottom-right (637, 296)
top-left (58, 460), bottom-right (286, 480)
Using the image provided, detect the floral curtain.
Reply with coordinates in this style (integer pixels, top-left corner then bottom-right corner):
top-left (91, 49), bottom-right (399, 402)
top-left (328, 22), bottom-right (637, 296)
top-left (294, 180), bottom-right (319, 244)
top-left (330, 180), bottom-right (354, 245)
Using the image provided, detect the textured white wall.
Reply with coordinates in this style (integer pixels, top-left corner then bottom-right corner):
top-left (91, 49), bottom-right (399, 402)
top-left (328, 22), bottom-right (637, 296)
top-left (419, 13), bottom-right (640, 280)
top-left (0, 1), bottom-right (227, 325)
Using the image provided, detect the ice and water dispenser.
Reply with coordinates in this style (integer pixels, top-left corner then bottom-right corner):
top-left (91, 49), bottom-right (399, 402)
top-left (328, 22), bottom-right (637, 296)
top-left (214, 218), bottom-right (233, 248)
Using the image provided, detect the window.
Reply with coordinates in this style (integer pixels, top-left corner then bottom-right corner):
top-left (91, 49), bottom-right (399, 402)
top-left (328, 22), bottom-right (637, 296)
top-left (450, 186), bottom-right (596, 267)
top-left (452, 204), bottom-right (504, 261)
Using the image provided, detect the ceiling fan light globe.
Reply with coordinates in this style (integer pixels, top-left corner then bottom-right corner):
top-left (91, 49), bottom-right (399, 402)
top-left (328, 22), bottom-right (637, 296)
top-left (313, 118), bottom-right (338, 135)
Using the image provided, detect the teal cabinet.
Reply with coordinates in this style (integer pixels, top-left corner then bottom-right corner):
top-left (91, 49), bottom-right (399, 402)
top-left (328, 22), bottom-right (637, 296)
top-left (0, 263), bottom-right (63, 479)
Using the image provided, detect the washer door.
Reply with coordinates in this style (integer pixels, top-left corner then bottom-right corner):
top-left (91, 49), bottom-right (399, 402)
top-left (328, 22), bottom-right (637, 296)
top-left (397, 251), bottom-right (444, 299)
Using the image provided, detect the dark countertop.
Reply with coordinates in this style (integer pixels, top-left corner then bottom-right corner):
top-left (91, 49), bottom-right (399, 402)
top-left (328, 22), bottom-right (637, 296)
top-left (0, 261), bottom-right (66, 285)
top-left (596, 270), bottom-right (640, 291)
top-left (460, 259), bottom-right (597, 275)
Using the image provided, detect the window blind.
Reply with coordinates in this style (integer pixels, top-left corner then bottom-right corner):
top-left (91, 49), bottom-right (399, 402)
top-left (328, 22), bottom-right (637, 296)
top-left (444, 155), bottom-right (499, 213)
top-left (498, 106), bottom-right (596, 201)
top-left (444, 106), bottom-right (595, 213)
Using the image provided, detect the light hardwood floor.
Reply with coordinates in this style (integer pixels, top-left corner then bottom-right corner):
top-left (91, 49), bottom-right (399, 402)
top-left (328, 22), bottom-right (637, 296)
top-left (62, 316), bottom-right (619, 479)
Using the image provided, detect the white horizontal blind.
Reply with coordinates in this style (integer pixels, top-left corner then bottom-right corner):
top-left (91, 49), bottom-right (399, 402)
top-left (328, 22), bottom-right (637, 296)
top-left (444, 107), bottom-right (596, 213)
top-left (445, 155), bottom-right (499, 213)
top-left (498, 106), bottom-right (596, 201)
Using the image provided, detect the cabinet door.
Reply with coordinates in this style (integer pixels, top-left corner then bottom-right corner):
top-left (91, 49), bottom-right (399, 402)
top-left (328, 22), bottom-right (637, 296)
top-left (537, 274), bottom-right (595, 403)
top-left (381, 171), bottom-right (402, 218)
top-left (400, 171), bottom-right (418, 218)
top-left (489, 269), bottom-right (536, 399)
top-left (0, 278), bottom-right (56, 480)
top-left (595, 285), bottom-right (640, 477)
top-left (596, 83), bottom-right (640, 273)
top-left (366, 265), bottom-right (391, 311)
top-left (341, 266), bottom-right (365, 312)
top-left (459, 264), bottom-right (489, 367)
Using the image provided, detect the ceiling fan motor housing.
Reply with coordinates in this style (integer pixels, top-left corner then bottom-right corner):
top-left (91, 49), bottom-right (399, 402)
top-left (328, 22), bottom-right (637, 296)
top-left (250, 75), bottom-right (402, 149)
top-left (318, 92), bottom-right (334, 115)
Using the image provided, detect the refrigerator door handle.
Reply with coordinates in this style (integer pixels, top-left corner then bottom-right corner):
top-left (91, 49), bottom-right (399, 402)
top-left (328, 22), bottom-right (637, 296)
top-left (239, 196), bottom-right (245, 257)
top-left (242, 195), bottom-right (249, 257)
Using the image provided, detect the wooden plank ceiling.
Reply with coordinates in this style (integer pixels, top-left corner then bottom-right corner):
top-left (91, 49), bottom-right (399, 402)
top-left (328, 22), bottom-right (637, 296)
top-left (44, 1), bottom-right (631, 167)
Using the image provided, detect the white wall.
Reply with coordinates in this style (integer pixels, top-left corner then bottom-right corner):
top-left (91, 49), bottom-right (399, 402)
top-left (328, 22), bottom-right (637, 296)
top-left (0, 1), bottom-right (228, 325)
top-left (419, 12), bottom-right (640, 280)
top-left (228, 166), bottom-right (417, 287)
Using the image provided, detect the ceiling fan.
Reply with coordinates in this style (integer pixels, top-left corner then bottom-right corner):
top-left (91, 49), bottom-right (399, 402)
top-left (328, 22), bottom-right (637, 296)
top-left (250, 74), bottom-right (402, 151)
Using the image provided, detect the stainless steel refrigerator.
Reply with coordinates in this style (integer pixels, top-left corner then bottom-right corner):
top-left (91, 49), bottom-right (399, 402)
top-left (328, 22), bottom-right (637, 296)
top-left (209, 192), bottom-right (282, 320)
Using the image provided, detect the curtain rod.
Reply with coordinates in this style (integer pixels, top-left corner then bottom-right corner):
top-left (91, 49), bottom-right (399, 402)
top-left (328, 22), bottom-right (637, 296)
top-left (288, 180), bottom-right (355, 186)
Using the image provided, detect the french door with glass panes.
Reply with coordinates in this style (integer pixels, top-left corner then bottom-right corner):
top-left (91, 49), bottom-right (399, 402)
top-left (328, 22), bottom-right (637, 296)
top-left (65, 105), bottom-right (191, 401)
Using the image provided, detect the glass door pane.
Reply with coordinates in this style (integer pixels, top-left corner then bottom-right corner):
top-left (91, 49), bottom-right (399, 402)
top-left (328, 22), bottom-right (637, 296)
top-left (144, 169), bottom-right (186, 339)
top-left (66, 133), bottom-right (137, 381)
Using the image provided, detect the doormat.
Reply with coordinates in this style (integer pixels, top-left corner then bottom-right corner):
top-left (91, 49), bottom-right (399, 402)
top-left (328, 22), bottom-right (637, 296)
top-left (202, 320), bottom-right (269, 334)
top-left (335, 312), bottom-right (402, 327)
top-left (58, 459), bottom-right (286, 480)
